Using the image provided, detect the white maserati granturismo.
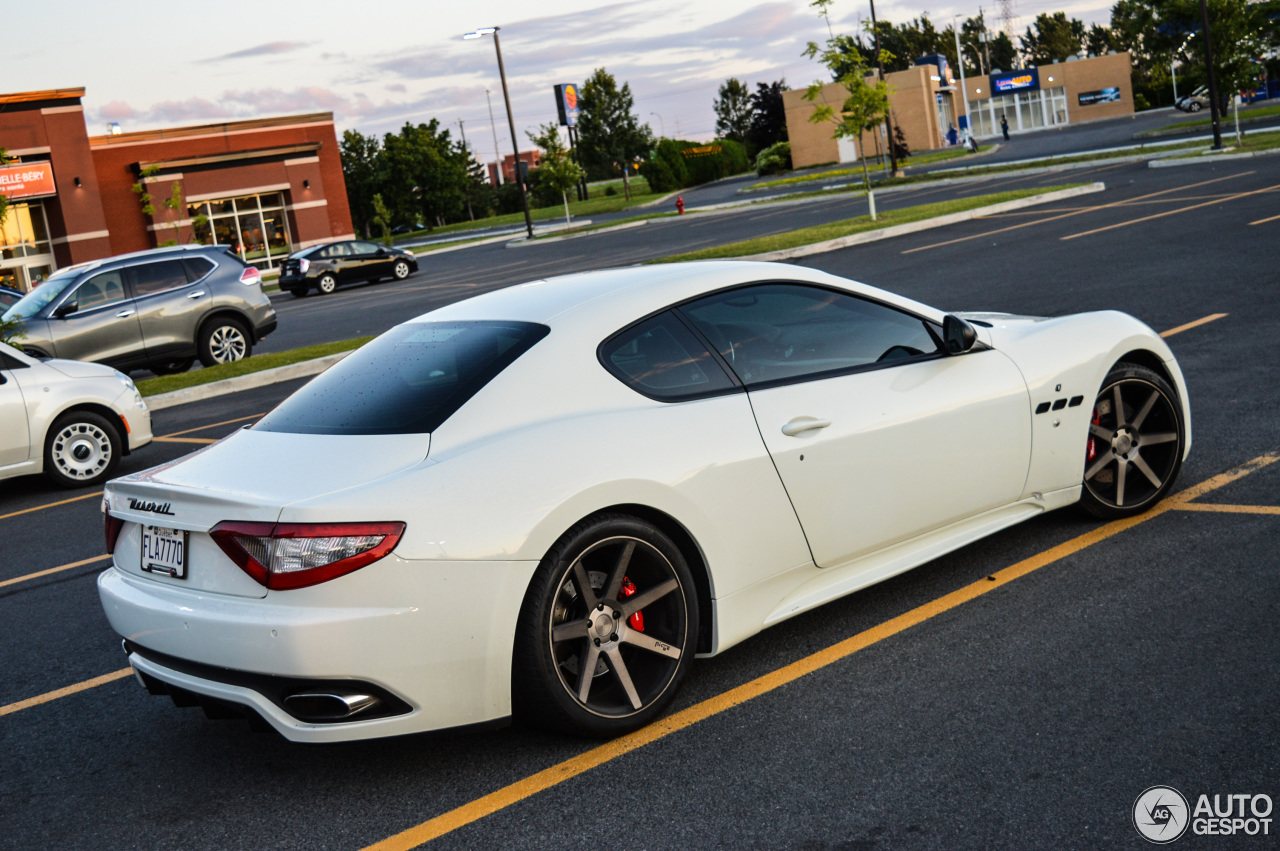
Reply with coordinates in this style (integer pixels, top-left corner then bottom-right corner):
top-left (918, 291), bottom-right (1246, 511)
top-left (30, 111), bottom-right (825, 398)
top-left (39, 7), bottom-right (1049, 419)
top-left (98, 261), bottom-right (1190, 740)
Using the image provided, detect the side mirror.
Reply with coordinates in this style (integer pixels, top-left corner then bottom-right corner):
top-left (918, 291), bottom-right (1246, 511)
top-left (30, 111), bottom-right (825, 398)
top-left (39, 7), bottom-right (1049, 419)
top-left (53, 302), bottom-right (77, 319)
top-left (943, 315), bottom-right (977, 354)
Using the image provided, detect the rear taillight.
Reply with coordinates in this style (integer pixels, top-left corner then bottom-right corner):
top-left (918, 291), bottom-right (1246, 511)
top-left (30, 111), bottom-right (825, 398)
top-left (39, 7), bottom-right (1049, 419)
top-left (103, 497), bottom-right (124, 554)
top-left (239, 267), bottom-right (262, 286)
top-left (297, 258), bottom-right (310, 274)
top-left (209, 521), bottom-right (405, 590)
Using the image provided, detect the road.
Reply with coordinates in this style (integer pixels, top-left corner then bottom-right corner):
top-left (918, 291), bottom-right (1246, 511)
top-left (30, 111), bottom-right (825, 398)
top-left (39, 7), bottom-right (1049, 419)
top-left (1, 155), bottom-right (1277, 849)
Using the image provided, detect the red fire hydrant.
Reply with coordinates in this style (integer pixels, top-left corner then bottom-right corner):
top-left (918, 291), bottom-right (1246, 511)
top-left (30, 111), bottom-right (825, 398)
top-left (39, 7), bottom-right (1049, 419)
top-left (675, 195), bottom-right (685, 215)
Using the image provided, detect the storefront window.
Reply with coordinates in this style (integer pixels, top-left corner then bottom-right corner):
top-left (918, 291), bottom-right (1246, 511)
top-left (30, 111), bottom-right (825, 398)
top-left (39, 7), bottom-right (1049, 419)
top-left (968, 86), bottom-right (1068, 138)
top-left (0, 202), bottom-right (53, 261)
top-left (189, 191), bottom-right (293, 269)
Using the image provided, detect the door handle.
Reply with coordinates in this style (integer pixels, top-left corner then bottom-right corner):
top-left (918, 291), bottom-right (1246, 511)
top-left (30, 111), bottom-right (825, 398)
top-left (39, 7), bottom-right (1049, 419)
top-left (188, 290), bottom-right (206, 299)
top-left (115, 309), bottom-right (136, 318)
top-left (781, 417), bottom-right (832, 437)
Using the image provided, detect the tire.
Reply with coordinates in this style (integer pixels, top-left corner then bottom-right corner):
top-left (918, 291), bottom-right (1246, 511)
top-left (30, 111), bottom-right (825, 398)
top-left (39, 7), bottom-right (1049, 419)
top-left (1078, 363), bottom-right (1185, 519)
top-left (513, 514), bottom-right (699, 737)
top-left (392, 260), bottom-right (411, 280)
top-left (1188, 101), bottom-right (1202, 112)
top-left (44, 411), bottom-right (121, 488)
top-left (198, 317), bottom-right (252, 367)
top-left (316, 273), bottom-right (338, 295)
top-left (150, 358), bottom-right (194, 376)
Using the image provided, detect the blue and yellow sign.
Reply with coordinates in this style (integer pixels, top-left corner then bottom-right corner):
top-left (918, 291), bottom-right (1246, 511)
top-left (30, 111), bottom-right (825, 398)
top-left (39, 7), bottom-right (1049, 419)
top-left (554, 84), bottom-right (579, 127)
top-left (990, 69), bottom-right (1040, 94)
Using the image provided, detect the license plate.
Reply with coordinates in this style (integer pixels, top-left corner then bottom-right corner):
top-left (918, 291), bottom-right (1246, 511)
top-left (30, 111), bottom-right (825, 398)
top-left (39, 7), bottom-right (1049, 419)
top-left (142, 526), bottom-right (188, 578)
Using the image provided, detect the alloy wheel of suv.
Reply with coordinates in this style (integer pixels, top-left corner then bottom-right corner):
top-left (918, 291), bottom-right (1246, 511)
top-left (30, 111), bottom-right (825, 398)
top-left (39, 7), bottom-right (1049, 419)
top-left (199, 317), bottom-right (252, 366)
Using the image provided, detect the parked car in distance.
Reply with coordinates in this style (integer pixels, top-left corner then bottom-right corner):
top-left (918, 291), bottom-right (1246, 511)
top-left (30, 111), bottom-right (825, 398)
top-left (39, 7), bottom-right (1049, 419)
top-left (0, 285), bottom-right (23, 311)
top-left (1, 245), bottom-right (276, 375)
top-left (1, 342), bottom-right (152, 487)
top-left (1175, 85), bottom-right (1209, 112)
top-left (277, 240), bottom-right (418, 297)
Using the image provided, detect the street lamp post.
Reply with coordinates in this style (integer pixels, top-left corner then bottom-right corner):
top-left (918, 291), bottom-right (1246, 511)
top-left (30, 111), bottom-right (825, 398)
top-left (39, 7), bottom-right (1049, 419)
top-left (868, 0), bottom-right (899, 176)
top-left (1196, 0), bottom-right (1223, 150)
top-left (650, 112), bottom-right (665, 138)
top-left (464, 26), bottom-right (534, 238)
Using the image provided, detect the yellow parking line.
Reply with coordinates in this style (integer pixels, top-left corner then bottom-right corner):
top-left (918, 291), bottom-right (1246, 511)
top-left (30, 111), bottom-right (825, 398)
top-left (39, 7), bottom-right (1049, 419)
top-left (901, 171), bottom-right (1253, 254)
top-left (152, 437), bottom-right (219, 445)
top-left (0, 669), bottom-right (132, 718)
top-left (1160, 313), bottom-right (1228, 338)
top-left (362, 453), bottom-right (1279, 851)
top-left (1174, 503), bottom-right (1280, 515)
top-left (1250, 213), bottom-right (1280, 225)
top-left (0, 491), bottom-right (102, 522)
top-left (1061, 183), bottom-right (1280, 240)
top-left (0, 554), bottom-right (110, 589)
top-left (158, 413), bottom-right (261, 439)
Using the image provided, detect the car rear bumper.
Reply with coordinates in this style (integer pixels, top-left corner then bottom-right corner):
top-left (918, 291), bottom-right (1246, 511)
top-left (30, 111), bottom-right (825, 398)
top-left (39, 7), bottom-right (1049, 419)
top-left (97, 555), bottom-right (537, 742)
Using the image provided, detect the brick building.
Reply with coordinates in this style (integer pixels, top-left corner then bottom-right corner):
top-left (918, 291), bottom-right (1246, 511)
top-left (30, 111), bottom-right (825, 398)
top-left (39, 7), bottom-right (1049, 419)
top-left (0, 87), bottom-right (353, 292)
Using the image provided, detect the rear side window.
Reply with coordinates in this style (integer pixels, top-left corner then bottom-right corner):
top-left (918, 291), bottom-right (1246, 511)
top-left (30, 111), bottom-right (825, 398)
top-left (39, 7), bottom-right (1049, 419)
top-left (182, 257), bottom-right (215, 281)
top-left (254, 321), bottom-right (549, 435)
top-left (131, 260), bottom-right (189, 296)
top-left (599, 312), bottom-right (737, 401)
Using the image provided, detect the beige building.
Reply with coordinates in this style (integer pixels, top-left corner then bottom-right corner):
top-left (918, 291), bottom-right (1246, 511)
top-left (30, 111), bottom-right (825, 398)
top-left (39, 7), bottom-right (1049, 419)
top-left (785, 52), bottom-right (1134, 169)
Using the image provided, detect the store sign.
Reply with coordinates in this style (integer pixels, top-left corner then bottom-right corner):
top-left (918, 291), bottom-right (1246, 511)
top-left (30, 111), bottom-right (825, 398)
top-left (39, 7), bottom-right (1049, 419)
top-left (991, 69), bottom-right (1040, 94)
top-left (1079, 87), bottom-right (1122, 106)
top-left (0, 161), bottom-right (56, 200)
top-left (554, 84), bottom-right (579, 127)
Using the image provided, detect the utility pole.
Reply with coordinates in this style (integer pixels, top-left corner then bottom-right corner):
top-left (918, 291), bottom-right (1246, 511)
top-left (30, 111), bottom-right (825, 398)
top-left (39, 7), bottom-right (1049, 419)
top-left (954, 16), bottom-right (973, 147)
top-left (870, 0), bottom-right (899, 176)
top-left (485, 88), bottom-right (502, 185)
top-left (1197, 0), bottom-right (1223, 149)
top-left (457, 119), bottom-right (475, 221)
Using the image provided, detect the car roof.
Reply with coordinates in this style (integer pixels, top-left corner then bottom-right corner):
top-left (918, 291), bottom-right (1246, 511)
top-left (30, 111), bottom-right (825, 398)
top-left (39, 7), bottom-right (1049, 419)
top-left (411, 261), bottom-right (946, 333)
top-left (66, 244), bottom-right (234, 277)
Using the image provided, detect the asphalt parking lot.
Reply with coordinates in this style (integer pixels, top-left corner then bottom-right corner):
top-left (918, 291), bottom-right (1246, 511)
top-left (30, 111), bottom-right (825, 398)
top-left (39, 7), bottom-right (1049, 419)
top-left (1, 155), bottom-right (1277, 849)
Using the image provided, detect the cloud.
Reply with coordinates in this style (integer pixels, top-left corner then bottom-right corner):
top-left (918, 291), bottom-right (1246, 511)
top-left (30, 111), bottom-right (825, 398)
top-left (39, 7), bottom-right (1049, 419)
top-left (97, 100), bottom-right (136, 122)
top-left (199, 41), bottom-right (313, 63)
top-left (386, 83), bottom-right (407, 93)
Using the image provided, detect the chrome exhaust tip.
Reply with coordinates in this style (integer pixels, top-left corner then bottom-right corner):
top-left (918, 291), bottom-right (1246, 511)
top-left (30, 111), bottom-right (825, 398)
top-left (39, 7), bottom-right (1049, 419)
top-left (283, 692), bottom-right (382, 722)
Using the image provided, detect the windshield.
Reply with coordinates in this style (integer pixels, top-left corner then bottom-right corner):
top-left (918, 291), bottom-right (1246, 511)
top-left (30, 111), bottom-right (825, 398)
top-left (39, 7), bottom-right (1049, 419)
top-left (254, 320), bottom-right (550, 435)
top-left (1, 271), bottom-right (80, 321)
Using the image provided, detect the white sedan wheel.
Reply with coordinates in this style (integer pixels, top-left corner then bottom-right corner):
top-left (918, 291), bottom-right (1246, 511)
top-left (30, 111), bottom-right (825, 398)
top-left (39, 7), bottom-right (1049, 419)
top-left (46, 414), bottom-right (119, 487)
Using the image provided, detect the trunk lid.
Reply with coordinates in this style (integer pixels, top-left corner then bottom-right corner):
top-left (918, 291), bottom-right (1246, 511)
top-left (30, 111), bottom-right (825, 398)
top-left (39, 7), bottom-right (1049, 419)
top-left (105, 428), bottom-right (429, 598)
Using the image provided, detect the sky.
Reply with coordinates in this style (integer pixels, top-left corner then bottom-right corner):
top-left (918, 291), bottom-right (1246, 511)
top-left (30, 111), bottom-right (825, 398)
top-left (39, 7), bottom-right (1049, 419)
top-left (16, 0), bottom-right (1112, 164)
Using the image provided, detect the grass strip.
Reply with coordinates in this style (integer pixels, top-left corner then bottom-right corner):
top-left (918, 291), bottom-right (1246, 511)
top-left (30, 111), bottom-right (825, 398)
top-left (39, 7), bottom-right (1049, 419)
top-left (749, 145), bottom-right (993, 190)
top-left (1138, 104), bottom-right (1280, 135)
top-left (653, 185), bottom-right (1086, 263)
top-left (1159, 129), bottom-right (1280, 159)
top-left (135, 336), bottom-right (373, 397)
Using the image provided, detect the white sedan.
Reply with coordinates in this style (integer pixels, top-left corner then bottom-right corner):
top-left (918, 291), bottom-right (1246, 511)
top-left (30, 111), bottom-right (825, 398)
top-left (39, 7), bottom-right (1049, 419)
top-left (1, 343), bottom-right (152, 487)
top-left (97, 262), bottom-right (1190, 740)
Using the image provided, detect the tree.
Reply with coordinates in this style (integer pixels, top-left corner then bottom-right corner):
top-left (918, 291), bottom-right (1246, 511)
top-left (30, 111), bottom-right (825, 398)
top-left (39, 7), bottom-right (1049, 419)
top-left (746, 80), bottom-right (790, 154)
top-left (131, 165), bottom-right (206, 246)
top-left (371, 193), bottom-right (392, 246)
top-left (381, 120), bottom-right (472, 230)
top-left (340, 130), bottom-right (383, 238)
top-left (1021, 12), bottom-right (1087, 65)
top-left (527, 123), bottom-right (586, 226)
top-left (576, 68), bottom-right (654, 200)
top-left (714, 78), bottom-right (753, 146)
top-left (1163, 0), bottom-right (1269, 99)
top-left (804, 20), bottom-right (890, 194)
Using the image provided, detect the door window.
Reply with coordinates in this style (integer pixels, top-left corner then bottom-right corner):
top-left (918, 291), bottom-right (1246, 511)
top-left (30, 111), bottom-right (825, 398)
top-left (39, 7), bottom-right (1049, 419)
top-left (351, 241), bottom-right (380, 255)
top-left (70, 271), bottom-right (128, 311)
top-left (599, 312), bottom-right (737, 401)
top-left (679, 284), bottom-right (939, 388)
top-left (320, 243), bottom-right (352, 259)
top-left (130, 260), bottom-right (189, 296)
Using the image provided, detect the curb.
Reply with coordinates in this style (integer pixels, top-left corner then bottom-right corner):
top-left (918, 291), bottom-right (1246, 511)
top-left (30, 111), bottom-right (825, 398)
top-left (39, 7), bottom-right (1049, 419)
top-left (1148, 147), bottom-right (1280, 168)
top-left (737, 182), bottom-right (1106, 262)
top-left (509, 219), bottom-right (651, 246)
top-left (144, 352), bottom-right (351, 412)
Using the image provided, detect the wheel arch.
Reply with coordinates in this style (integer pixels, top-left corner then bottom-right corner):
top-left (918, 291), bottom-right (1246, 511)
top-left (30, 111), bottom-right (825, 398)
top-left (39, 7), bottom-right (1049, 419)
top-left (1113, 349), bottom-right (1175, 393)
top-left (47, 402), bottom-right (132, 457)
top-left (197, 308), bottom-right (258, 343)
top-left (541, 503), bottom-right (715, 655)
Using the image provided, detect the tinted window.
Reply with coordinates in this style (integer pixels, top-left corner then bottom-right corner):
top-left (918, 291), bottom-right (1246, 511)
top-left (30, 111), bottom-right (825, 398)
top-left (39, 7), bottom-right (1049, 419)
top-left (351, 241), bottom-right (380, 255)
top-left (600, 312), bottom-right (736, 401)
top-left (679, 284), bottom-right (939, 388)
top-left (320, 243), bottom-right (352, 259)
top-left (131, 260), bottom-right (189, 296)
top-left (72, 271), bottom-right (128, 310)
top-left (182, 257), bottom-right (215, 281)
top-left (254, 321), bottom-right (549, 435)
top-left (2, 270), bottom-right (79, 320)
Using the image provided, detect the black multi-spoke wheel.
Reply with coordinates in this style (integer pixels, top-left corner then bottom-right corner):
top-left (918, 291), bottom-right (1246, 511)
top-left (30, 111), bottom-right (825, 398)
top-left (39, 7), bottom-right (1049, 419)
top-left (1079, 363), bottom-right (1184, 519)
top-left (514, 514), bottom-right (698, 737)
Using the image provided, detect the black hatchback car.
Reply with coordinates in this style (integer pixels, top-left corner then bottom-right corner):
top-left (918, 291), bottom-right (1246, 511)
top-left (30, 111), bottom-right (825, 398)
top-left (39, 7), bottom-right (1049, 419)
top-left (277, 240), bottom-right (418, 297)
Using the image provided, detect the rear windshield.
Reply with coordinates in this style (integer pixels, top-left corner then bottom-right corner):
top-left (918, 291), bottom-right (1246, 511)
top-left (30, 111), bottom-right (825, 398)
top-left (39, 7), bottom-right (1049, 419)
top-left (254, 321), bottom-right (549, 435)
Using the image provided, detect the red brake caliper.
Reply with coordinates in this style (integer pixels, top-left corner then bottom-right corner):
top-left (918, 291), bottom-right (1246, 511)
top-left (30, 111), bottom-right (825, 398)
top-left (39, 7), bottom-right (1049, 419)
top-left (1087, 405), bottom-right (1101, 462)
top-left (620, 577), bottom-right (644, 632)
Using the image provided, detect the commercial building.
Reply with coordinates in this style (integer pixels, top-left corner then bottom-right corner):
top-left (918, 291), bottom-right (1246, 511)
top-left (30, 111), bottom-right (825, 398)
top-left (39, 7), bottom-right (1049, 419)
top-left (0, 87), bottom-right (353, 292)
top-left (785, 52), bottom-right (1134, 170)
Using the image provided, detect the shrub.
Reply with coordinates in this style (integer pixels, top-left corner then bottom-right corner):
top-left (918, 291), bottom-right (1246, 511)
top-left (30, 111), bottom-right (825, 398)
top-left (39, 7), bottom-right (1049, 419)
top-left (754, 141), bottom-right (792, 175)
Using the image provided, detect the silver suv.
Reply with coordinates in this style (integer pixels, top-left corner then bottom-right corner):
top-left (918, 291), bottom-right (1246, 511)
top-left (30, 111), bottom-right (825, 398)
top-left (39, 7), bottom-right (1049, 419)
top-left (2, 245), bottom-right (277, 375)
